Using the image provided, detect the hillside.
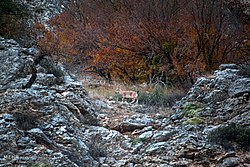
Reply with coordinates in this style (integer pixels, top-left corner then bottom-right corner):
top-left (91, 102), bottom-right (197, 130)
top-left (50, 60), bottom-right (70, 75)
top-left (0, 37), bottom-right (249, 167)
top-left (0, 0), bottom-right (250, 166)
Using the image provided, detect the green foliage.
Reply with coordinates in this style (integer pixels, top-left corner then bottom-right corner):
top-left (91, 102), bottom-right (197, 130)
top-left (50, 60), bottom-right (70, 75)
top-left (151, 55), bottom-right (162, 69)
top-left (132, 137), bottom-right (145, 146)
top-left (208, 123), bottom-right (250, 148)
top-left (138, 84), bottom-right (184, 107)
top-left (162, 41), bottom-right (177, 54)
top-left (182, 102), bottom-right (204, 125)
top-left (183, 102), bottom-right (203, 111)
top-left (113, 92), bottom-right (123, 102)
top-left (183, 109), bottom-right (201, 117)
top-left (182, 102), bottom-right (204, 117)
top-left (184, 116), bottom-right (204, 125)
top-left (138, 84), bottom-right (165, 106)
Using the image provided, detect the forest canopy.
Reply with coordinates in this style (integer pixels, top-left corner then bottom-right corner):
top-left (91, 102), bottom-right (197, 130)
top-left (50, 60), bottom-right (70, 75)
top-left (3, 0), bottom-right (249, 86)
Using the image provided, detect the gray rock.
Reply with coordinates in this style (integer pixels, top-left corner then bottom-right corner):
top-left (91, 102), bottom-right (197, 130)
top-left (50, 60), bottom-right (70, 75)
top-left (17, 137), bottom-right (32, 147)
top-left (0, 38), bottom-right (100, 167)
top-left (19, 0), bottom-right (68, 26)
top-left (35, 73), bottom-right (58, 86)
top-left (219, 64), bottom-right (238, 70)
top-left (152, 129), bottom-right (177, 142)
top-left (170, 160), bottom-right (190, 166)
top-left (117, 116), bottom-right (154, 132)
top-left (245, 154), bottom-right (250, 164)
top-left (28, 128), bottom-right (53, 145)
top-left (0, 39), bottom-right (33, 88)
top-left (159, 164), bottom-right (173, 167)
top-left (139, 131), bottom-right (154, 140)
top-left (94, 99), bottom-right (113, 109)
top-left (220, 157), bottom-right (240, 167)
top-left (145, 142), bottom-right (169, 154)
top-left (203, 89), bottom-right (228, 103)
top-left (228, 78), bottom-right (250, 97)
top-left (2, 114), bottom-right (14, 122)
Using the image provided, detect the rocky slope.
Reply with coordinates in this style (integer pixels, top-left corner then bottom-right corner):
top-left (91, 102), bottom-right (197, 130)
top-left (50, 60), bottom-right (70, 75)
top-left (19, 0), bottom-right (68, 24)
top-left (0, 37), bottom-right (249, 167)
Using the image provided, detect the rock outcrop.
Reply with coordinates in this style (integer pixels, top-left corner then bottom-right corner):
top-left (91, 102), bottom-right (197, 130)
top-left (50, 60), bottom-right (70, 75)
top-left (19, 0), bottom-right (68, 24)
top-left (0, 37), bottom-right (249, 167)
top-left (0, 37), bottom-right (100, 166)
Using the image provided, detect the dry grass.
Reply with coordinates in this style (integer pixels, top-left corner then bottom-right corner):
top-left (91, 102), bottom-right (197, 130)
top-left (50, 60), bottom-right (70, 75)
top-left (83, 78), bottom-right (186, 107)
top-left (84, 83), bottom-right (117, 99)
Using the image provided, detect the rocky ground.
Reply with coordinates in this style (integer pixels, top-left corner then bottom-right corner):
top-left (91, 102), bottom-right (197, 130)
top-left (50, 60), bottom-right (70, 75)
top-left (0, 37), bottom-right (249, 167)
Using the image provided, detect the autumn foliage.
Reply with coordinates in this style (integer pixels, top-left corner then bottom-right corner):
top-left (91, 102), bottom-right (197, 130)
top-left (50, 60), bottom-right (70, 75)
top-left (36, 0), bottom-right (250, 86)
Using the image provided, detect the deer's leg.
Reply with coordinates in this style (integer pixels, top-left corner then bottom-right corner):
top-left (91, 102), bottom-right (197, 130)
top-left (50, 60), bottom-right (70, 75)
top-left (125, 98), bottom-right (128, 104)
top-left (130, 98), bottom-right (135, 104)
top-left (135, 98), bottom-right (138, 104)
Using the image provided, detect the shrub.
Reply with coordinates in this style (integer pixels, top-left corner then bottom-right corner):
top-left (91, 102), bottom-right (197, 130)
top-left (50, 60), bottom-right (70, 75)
top-left (239, 63), bottom-right (250, 77)
top-left (184, 116), bottom-right (204, 125)
top-left (113, 93), bottom-right (123, 102)
top-left (181, 102), bottom-right (205, 125)
top-left (182, 102), bottom-right (203, 111)
top-left (132, 137), bottom-right (145, 146)
top-left (138, 84), bottom-right (185, 107)
top-left (208, 123), bottom-right (250, 149)
top-left (182, 102), bottom-right (204, 117)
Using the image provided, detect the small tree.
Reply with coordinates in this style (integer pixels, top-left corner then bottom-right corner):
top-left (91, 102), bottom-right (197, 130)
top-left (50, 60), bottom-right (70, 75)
top-left (190, 0), bottom-right (244, 71)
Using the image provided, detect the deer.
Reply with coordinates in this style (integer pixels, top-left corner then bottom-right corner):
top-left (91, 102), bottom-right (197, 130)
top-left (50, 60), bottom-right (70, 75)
top-left (115, 88), bottom-right (139, 104)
